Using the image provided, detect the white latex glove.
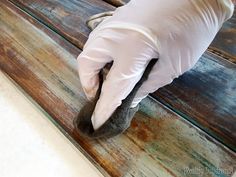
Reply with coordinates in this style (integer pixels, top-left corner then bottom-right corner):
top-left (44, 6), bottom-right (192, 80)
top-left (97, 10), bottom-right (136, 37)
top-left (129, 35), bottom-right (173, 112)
top-left (77, 0), bottom-right (234, 130)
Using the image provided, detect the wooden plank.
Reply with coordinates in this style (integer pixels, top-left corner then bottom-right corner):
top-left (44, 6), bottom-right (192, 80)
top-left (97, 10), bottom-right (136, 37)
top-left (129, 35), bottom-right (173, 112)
top-left (10, 0), bottom-right (236, 62)
top-left (9, 0), bottom-right (236, 150)
top-left (1, 1), bottom-right (236, 176)
top-left (9, 0), bottom-right (114, 49)
top-left (151, 51), bottom-right (236, 151)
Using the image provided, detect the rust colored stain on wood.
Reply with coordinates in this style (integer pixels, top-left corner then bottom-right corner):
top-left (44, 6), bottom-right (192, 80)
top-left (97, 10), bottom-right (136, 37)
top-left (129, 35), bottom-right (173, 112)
top-left (0, 1), bottom-right (236, 177)
top-left (9, 0), bottom-right (236, 151)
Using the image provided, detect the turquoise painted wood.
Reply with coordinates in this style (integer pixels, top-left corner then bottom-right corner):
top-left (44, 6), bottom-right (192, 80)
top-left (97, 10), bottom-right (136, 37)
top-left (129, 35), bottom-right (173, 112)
top-left (152, 51), bottom-right (236, 151)
top-left (0, 1), bottom-right (236, 176)
top-left (9, 0), bottom-right (236, 151)
top-left (9, 0), bottom-right (114, 49)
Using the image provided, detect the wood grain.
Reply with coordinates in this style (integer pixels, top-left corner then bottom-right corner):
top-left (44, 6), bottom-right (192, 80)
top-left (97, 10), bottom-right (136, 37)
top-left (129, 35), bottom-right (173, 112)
top-left (9, 0), bottom-right (114, 49)
top-left (0, 1), bottom-right (236, 176)
top-left (10, 0), bottom-right (236, 62)
top-left (8, 0), bottom-right (236, 150)
top-left (151, 52), bottom-right (236, 151)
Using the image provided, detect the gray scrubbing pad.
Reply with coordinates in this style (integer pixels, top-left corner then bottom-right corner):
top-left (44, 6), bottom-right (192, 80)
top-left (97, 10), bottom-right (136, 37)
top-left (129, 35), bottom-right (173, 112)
top-left (74, 59), bottom-right (158, 139)
top-left (74, 100), bottom-right (139, 139)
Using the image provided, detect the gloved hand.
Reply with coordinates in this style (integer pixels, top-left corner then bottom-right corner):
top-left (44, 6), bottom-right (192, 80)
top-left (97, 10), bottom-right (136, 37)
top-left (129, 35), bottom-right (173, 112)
top-left (77, 0), bottom-right (234, 130)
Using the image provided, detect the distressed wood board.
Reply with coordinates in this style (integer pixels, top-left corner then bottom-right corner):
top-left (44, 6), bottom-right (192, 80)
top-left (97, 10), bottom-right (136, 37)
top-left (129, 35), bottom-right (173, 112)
top-left (8, 0), bottom-right (236, 151)
top-left (10, 0), bottom-right (236, 62)
top-left (151, 51), bottom-right (236, 151)
top-left (9, 0), bottom-right (115, 49)
top-left (0, 1), bottom-right (236, 176)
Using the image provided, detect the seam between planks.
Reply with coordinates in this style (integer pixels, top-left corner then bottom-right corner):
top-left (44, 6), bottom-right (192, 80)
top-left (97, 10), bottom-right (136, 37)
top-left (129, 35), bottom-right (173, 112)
top-left (147, 94), bottom-right (236, 153)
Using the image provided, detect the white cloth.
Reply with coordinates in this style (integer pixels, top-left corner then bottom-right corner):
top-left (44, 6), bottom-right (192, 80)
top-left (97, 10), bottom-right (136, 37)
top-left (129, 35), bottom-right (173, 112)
top-left (77, 0), bottom-right (234, 130)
